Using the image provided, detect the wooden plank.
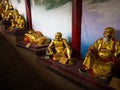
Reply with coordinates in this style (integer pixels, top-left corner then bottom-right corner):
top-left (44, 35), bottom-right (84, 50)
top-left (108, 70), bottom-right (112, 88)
top-left (109, 77), bottom-right (120, 90)
top-left (37, 56), bottom-right (114, 90)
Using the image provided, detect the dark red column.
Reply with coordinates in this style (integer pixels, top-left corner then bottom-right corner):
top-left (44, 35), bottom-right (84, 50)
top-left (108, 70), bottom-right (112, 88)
top-left (72, 0), bottom-right (82, 58)
top-left (25, 0), bottom-right (32, 29)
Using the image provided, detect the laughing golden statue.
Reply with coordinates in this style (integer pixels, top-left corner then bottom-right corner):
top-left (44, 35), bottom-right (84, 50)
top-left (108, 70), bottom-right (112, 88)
top-left (47, 32), bottom-right (73, 65)
top-left (81, 27), bottom-right (120, 80)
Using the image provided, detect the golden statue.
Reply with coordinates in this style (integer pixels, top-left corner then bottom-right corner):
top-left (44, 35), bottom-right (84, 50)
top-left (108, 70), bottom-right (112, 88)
top-left (3, 0), bottom-right (10, 12)
top-left (47, 32), bottom-right (73, 65)
top-left (0, 0), bottom-right (25, 31)
top-left (24, 30), bottom-right (50, 48)
top-left (9, 10), bottom-right (19, 30)
top-left (80, 27), bottom-right (120, 80)
top-left (0, 1), bottom-right (3, 14)
top-left (1, 0), bottom-right (12, 20)
top-left (8, 10), bottom-right (25, 31)
top-left (3, 5), bottom-right (14, 20)
top-left (15, 14), bottom-right (25, 29)
top-left (0, 2), bottom-right (3, 19)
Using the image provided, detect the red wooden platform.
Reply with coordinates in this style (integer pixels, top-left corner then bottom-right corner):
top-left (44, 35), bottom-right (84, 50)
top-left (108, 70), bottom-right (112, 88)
top-left (6, 29), bottom-right (29, 41)
top-left (16, 41), bottom-right (48, 55)
top-left (37, 56), bottom-right (115, 90)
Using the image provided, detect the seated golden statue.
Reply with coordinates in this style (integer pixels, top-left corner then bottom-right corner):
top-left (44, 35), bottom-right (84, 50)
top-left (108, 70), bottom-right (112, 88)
top-left (1, 0), bottom-right (12, 20)
top-left (47, 32), bottom-right (73, 65)
top-left (3, 0), bottom-right (10, 12)
top-left (8, 10), bottom-right (25, 31)
top-left (9, 14), bottom-right (25, 30)
top-left (23, 30), bottom-right (50, 48)
top-left (3, 5), bottom-right (14, 20)
top-left (80, 27), bottom-right (120, 80)
top-left (9, 10), bottom-right (19, 30)
top-left (15, 14), bottom-right (25, 29)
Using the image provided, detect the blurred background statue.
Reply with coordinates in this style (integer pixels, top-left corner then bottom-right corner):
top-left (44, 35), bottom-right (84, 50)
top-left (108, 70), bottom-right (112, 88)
top-left (3, 5), bottom-right (14, 20)
top-left (47, 32), bottom-right (73, 65)
top-left (8, 9), bottom-right (19, 31)
top-left (1, 0), bottom-right (12, 20)
top-left (79, 27), bottom-right (120, 83)
top-left (15, 14), bottom-right (25, 29)
top-left (24, 30), bottom-right (50, 48)
top-left (0, 0), bottom-right (26, 31)
top-left (9, 10), bottom-right (25, 31)
top-left (0, 0), bottom-right (3, 19)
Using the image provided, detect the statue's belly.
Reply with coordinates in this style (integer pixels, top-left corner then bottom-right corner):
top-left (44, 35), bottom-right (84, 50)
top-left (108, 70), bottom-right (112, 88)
top-left (98, 49), bottom-right (113, 59)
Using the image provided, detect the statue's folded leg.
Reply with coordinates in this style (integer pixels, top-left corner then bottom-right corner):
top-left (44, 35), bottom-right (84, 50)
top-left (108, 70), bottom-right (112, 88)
top-left (93, 61), bottom-right (114, 78)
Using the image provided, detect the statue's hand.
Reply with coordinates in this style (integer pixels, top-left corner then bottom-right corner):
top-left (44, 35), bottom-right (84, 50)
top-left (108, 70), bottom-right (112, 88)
top-left (46, 49), bottom-right (54, 56)
top-left (49, 50), bottom-right (54, 55)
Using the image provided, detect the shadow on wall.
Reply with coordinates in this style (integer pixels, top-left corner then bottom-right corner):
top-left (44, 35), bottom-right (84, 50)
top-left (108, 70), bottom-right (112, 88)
top-left (115, 30), bottom-right (120, 41)
top-left (67, 36), bottom-right (71, 46)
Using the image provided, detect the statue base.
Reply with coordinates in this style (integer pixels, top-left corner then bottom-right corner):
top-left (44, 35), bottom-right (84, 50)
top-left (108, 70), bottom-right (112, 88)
top-left (16, 41), bottom-right (48, 56)
top-left (5, 28), bottom-right (29, 41)
top-left (37, 56), bottom-right (114, 90)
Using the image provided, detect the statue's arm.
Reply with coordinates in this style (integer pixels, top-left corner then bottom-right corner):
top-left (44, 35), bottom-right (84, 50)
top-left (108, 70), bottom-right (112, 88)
top-left (86, 38), bottom-right (102, 57)
top-left (48, 40), bottom-right (54, 54)
top-left (63, 39), bottom-right (70, 48)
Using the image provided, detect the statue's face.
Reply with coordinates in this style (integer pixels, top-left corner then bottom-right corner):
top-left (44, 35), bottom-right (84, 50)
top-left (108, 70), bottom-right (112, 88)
top-left (104, 32), bottom-right (111, 39)
top-left (103, 29), bottom-right (114, 39)
top-left (103, 27), bottom-right (115, 40)
top-left (103, 36), bottom-right (109, 43)
top-left (55, 33), bottom-right (62, 40)
top-left (103, 30), bottom-right (114, 43)
top-left (4, 0), bottom-right (8, 4)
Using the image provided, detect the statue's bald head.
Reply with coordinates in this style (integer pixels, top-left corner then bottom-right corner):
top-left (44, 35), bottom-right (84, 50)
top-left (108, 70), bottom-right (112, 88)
top-left (55, 32), bottom-right (62, 40)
